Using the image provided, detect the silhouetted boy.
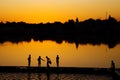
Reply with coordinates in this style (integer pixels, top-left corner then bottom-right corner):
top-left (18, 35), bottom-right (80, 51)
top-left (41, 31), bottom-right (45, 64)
top-left (56, 55), bottom-right (59, 67)
top-left (28, 54), bottom-right (31, 67)
top-left (38, 56), bottom-right (45, 67)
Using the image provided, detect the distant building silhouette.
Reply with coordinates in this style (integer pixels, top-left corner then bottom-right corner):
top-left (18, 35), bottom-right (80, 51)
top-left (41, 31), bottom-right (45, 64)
top-left (108, 15), bottom-right (117, 24)
top-left (28, 54), bottom-right (31, 67)
top-left (76, 17), bottom-right (79, 23)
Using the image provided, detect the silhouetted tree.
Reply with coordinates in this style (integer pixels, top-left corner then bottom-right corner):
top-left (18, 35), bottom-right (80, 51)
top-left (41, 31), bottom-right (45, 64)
top-left (0, 16), bottom-right (120, 49)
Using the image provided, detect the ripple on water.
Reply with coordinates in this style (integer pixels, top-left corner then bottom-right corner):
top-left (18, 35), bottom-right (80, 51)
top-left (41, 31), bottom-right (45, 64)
top-left (0, 73), bottom-right (113, 80)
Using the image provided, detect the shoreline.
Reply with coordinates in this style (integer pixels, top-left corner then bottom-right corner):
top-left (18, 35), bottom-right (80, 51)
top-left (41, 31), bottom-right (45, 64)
top-left (0, 16), bottom-right (120, 48)
top-left (0, 66), bottom-right (113, 74)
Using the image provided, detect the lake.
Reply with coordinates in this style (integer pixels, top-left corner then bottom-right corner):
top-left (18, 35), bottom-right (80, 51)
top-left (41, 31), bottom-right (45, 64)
top-left (0, 72), bottom-right (113, 80)
top-left (0, 40), bottom-right (120, 68)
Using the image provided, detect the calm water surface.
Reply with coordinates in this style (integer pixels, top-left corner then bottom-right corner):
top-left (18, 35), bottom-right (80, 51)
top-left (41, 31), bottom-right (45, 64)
top-left (0, 72), bottom-right (113, 80)
top-left (0, 40), bottom-right (120, 68)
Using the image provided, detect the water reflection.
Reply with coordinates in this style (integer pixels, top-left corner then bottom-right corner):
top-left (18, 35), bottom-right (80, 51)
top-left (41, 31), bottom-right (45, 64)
top-left (37, 73), bottom-right (41, 80)
top-left (46, 72), bottom-right (50, 80)
top-left (1, 16), bottom-right (120, 49)
top-left (0, 72), bottom-right (114, 80)
top-left (26, 69), bottom-right (60, 80)
top-left (56, 72), bottom-right (60, 80)
top-left (0, 40), bottom-right (120, 68)
top-left (27, 72), bottom-right (31, 80)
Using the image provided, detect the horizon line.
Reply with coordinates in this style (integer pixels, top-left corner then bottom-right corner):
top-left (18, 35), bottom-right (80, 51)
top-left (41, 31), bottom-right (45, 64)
top-left (1, 16), bottom-right (120, 24)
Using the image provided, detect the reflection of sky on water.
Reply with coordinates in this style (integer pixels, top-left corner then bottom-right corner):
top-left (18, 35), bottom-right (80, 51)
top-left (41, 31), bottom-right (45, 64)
top-left (0, 40), bottom-right (120, 68)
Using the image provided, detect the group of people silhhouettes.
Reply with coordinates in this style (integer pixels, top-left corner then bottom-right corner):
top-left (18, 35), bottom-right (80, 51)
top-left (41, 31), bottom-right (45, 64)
top-left (28, 54), bottom-right (59, 68)
top-left (28, 54), bottom-right (116, 73)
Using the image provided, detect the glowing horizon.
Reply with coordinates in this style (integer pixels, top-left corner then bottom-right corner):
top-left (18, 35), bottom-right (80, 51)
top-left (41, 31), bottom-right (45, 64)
top-left (0, 0), bottom-right (120, 23)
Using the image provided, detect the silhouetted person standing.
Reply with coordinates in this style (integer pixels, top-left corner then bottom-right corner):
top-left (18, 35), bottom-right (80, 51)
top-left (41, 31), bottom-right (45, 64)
top-left (38, 56), bottom-right (44, 67)
top-left (111, 60), bottom-right (115, 72)
top-left (46, 56), bottom-right (52, 69)
top-left (56, 55), bottom-right (59, 67)
top-left (46, 56), bottom-right (51, 80)
top-left (28, 54), bottom-right (31, 67)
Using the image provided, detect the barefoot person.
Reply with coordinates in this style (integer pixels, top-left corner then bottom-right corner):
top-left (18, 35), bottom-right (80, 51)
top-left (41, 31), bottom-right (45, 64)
top-left (38, 56), bottom-right (45, 67)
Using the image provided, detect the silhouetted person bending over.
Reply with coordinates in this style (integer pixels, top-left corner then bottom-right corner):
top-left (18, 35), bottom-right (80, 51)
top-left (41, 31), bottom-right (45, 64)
top-left (111, 60), bottom-right (115, 72)
top-left (38, 56), bottom-right (45, 67)
top-left (56, 55), bottom-right (59, 67)
top-left (28, 54), bottom-right (31, 67)
top-left (46, 56), bottom-right (52, 69)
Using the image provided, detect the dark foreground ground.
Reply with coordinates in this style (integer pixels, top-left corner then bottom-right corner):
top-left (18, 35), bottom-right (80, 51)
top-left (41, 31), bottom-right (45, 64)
top-left (0, 66), bottom-right (120, 80)
top-left (0, 66), bottom-right (117, 74)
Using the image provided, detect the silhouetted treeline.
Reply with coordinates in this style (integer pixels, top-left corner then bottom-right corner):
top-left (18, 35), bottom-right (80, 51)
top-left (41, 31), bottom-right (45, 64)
top-left (0, 15), bottom-right (120, 48)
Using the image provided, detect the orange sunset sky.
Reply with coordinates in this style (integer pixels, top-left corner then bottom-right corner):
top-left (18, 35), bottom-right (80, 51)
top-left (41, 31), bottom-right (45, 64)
top-left (0, 0), bottom-right (120, 23)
